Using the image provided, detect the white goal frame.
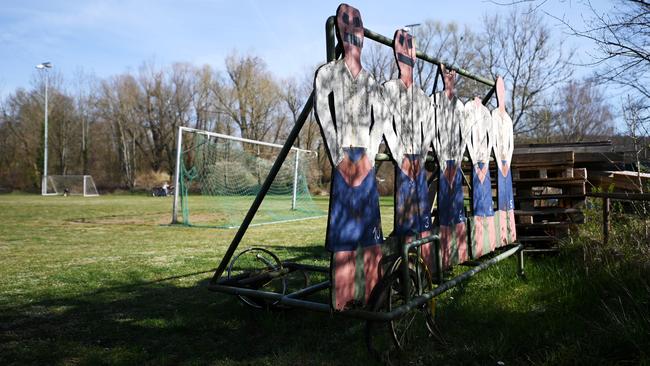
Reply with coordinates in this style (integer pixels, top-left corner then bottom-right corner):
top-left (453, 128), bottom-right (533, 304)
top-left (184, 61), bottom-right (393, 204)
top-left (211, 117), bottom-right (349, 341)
top-left (44, 175), bottom-right (99, 197)
top-left (171, 126), bottom-right (316, 224)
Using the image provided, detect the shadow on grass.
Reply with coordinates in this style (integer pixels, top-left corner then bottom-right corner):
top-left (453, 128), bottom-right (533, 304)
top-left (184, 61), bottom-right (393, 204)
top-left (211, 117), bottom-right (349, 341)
top-left (0, 275), bottom-right (371, 366)
top-left (1, 252), bottom-right (648, 365)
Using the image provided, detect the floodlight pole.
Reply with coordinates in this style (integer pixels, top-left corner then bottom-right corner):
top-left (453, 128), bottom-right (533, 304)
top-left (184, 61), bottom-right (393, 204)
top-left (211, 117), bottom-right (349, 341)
top-left (37, 62), bottom-right (52, 195)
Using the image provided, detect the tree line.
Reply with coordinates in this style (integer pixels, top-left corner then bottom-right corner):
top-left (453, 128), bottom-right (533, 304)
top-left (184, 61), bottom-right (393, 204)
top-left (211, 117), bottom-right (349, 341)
top-left (1, 4), bottom-right (637, 192)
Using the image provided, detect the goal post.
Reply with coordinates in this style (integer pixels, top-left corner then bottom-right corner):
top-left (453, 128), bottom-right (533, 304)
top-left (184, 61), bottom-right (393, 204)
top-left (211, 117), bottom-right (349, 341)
top-left (44, 175), bottom-right (99, 197)
top-left (171, 126), bottom-right (325, 228)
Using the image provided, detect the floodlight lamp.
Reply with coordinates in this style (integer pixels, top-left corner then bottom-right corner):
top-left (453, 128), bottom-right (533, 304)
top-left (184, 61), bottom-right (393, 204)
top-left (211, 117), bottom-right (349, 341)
top-left (36, 62), bottom-right (52, 69)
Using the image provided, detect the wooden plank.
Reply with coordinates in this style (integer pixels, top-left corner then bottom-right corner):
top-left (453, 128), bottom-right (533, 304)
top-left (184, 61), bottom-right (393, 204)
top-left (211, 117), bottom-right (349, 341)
top-left (514, 177), bottom-right (586, 188)
top-left (515, 177), bottom-right (586, 183)
top-left (515, 194), bottom-right (585, 201)
top-left (574, 168), bottom-right (586, 178)
top-left (515, 208), bottom-right (582, 215)
top-left (518, 235), bottom-right (557, 242)
top-left (514, 145), bottom-right (615, 154)
top-left (519, 215), bottom-right (533, 224)
top-left (516, 221), bottom-right (581, 228)
top-left (587, 192), bottom-right (650, 201)
top-left (575, 152), bottom-right (625, 164)
top-left (511, 151), bottom-right (574, 167)
top-left (515, 140), bottom-right (611, 149)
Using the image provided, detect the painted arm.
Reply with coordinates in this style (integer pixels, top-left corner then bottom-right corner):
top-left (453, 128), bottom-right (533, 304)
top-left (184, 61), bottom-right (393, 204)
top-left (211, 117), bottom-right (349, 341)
top-left (455, 101), bottom-right (468, 165)
top-left (430, 96), bottom-right (442, 162)
top-left (370, 83), bottom-right (401, 164)
top-left (464, 105), bottom-right (477, 165)
top-left (314, 64), bottom-right (340, 166)
top-left (422, 96), bottom-right (439, 160)
top-left (507, 117), bottom-right (514, 165)
top-left (485, 109), bottom-right (495, 165)
top-left (492, 112), bottom-right (503, 171)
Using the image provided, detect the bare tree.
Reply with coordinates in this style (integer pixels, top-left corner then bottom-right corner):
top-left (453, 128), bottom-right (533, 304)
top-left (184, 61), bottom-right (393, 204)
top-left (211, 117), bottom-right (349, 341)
top-left (413, 20), bottom-right (479, 95)
top-left (562, 0), bottom-right (649, 122)
top-left (363, 42), bottom-right (397, 82)
top-left (97, 75), bottom-right (141, 189)
top-left (213, 52), bottom-right (283, 144)
top-left (548, 79), bottom-right (615, 142)
top-left (476, 7), bottom-right (574, 134)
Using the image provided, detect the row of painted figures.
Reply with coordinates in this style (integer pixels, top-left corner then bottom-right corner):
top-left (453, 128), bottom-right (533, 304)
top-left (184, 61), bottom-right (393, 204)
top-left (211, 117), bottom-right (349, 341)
top-left (314, 3), bottom-right (516, 310)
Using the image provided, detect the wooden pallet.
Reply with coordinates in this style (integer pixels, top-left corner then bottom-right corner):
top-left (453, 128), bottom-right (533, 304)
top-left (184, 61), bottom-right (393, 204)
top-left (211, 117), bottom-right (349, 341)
top-left (512, 151), bottom-right (587, 248)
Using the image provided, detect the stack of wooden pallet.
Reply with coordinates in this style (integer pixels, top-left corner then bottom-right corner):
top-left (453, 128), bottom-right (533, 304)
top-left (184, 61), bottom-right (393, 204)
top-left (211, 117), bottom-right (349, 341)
top-left (511, 151), bottom-right (587, 248)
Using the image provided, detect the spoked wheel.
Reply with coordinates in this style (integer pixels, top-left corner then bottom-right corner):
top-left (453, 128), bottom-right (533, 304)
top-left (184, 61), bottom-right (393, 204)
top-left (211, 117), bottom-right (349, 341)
top-left (226, 247), bottom-right (287, 309)
top-left (366, 257), bottom-right (439, 361)
top-left (388, 255), bottom-right (442, 342)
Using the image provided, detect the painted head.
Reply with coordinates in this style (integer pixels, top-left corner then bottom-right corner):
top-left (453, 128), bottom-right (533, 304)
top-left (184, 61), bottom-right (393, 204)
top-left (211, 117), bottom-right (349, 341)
top-left (393, 28), bottom-right (416, 86)
top-left (336, 4), bottom-right (364, 60)
top-left (441, 64), bottom-right (457, 99)
top-left (496, 76), bottom-right (506, 113)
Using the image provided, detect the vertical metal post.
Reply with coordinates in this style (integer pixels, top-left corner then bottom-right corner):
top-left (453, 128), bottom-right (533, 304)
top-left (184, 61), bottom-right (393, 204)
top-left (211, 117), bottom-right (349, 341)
top-left (171, 126), bottom-right (184, 224)
top-left (435, 238), bottom-right (443, 285)
top-left (291, 150), bottom-right (300, 210)
top-left (517, 247), bottom-right (525, 277)
top-left (83, 176), bottom-right (87, 197)
top-left (42, 71), bottom-right (49, 195)
top-left (401, 239), bottom-right (411, 299)
top-left (325, 16), bottom-right (337, 62)
top-left (603, 197), bottom-right (610, 246)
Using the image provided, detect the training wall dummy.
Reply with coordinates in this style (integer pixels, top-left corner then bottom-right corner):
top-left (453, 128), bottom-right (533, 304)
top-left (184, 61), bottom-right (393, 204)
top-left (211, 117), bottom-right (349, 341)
top-left (492, 76), bottom-right (516, 245)
top-left (313, 3), bottom-right (400, 310)
top-left (433, 66), bottom-right (471, 269)
top-left (465, 97), bottom-right (497, 258)
top-left (383, 28), bottom-right (437, 270)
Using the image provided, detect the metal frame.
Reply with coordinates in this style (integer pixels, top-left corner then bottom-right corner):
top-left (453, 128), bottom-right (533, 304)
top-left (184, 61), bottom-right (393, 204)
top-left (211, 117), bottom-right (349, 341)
top-left (171, 126), bottom-right (316, 224)
top-left (44, 174), bottom-right (99, 197)
top-left (208, 15), bottom-right (523, 324)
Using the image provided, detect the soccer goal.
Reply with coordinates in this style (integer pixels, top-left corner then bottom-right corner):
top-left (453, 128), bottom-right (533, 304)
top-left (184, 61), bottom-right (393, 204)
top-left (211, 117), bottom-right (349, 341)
top-left (171, 127), bottom-right (326, 228)
top-left (44, 175), bottom-right (99, 197)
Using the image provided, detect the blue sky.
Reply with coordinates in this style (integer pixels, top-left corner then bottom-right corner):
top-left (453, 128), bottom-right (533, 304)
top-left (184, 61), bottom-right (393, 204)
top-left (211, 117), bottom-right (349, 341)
top-left (0, 0), bottom-right (609, 97)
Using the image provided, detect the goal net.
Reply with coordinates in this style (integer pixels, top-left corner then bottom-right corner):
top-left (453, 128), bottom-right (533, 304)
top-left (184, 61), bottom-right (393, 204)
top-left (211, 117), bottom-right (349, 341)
top-left (172, 127), bottom-right (326, 228)
top-left (44, 175), bottom-right (99, 196)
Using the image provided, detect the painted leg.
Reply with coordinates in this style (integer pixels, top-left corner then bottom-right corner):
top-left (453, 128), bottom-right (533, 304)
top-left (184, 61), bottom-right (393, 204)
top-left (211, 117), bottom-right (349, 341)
top-left (473, 216), bottom-right (484, 258)
top-left (333, 250), bottom-right (356, 310)
top-left (456, 222), bottom-right (468, 263)
top-left (440, 225), bottom-right (452, 270)
top-left (508, 210), bottom-right (517, 243)
top-left (486, 215), bottom-right (497, 252)
top-left (363, 245), bottom-right (383, 303)
top-left (499, 210), bottom-right (508, 247)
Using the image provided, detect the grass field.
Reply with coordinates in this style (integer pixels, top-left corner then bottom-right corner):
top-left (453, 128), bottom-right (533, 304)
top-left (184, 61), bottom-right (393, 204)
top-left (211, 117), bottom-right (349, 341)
top-left (1, 193), bottom-right (648, 365)
top-left (179, 194), bottom-right (327, 228)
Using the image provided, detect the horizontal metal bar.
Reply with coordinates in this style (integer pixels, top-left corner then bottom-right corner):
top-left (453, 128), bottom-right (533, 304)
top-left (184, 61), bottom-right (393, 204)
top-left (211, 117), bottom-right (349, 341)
top-left (179, 126), bottom-right (314, 153)
top-left (374, 153), bottom-right (485, 163)
top-left (363, 27), bottom-right (495, 87)
top-left (404, 234), bottom-right (439, 251)
top-left (285, 280), bottom-right (331, 299)
top-left (586, 192), bottom-right (650, 201)
top-left (209, 244), bottom-right (523, 322)
top-left (374, 244), bottom-right (523, 321)
top-left (236, 268), bottom-right (289, 286)
top-left (209, 283), bottom-right (333, 312)
top-left (523, 248), bottom-right (560, 253)
top-left (283, 262), bottom-right (330, 273)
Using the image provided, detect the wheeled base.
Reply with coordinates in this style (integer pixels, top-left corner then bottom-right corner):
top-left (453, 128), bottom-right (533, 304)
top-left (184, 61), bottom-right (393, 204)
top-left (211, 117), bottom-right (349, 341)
top-left (209, 235), bottom-right (524, 355)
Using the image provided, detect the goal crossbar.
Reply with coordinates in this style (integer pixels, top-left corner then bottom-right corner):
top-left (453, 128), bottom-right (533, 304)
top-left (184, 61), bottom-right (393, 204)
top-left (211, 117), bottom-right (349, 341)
top-left (44, 174), bottom-right (99, 197)
top-left (171, 126), bottom-right (319, 226)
